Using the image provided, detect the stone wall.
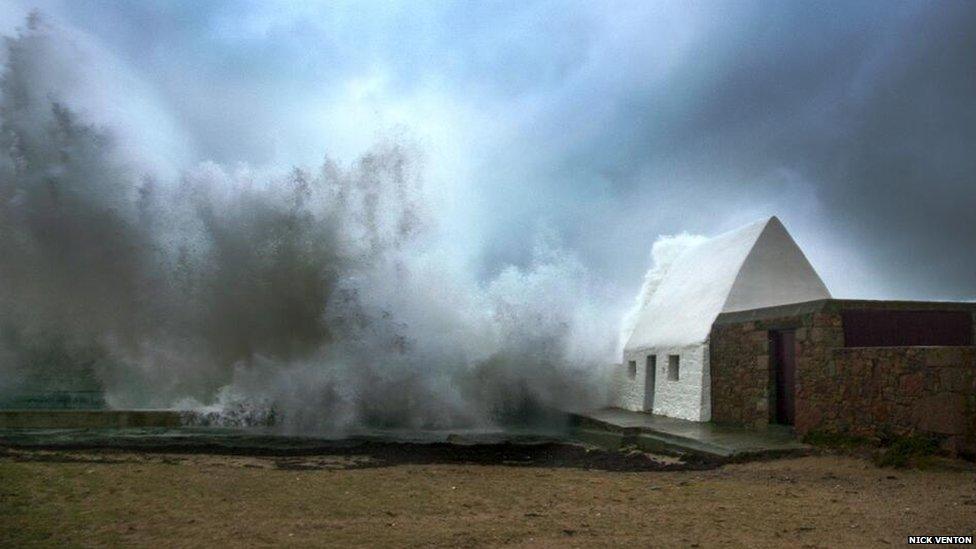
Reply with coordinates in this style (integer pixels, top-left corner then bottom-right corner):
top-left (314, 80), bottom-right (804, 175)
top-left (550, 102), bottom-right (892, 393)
top-left (709, 301), bottom-right (976, 454)
top-left (710, 309), bottom-right (841, 428)
top-left (799, 346), bottom-right (975, 452)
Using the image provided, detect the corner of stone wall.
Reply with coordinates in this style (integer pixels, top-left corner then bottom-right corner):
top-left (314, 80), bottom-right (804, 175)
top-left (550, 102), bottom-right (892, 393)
top-left (709, 320), bottom-right (773, 429)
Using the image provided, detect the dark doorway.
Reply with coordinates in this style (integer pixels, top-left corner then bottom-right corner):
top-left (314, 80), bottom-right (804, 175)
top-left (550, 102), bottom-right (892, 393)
top-left (643, 355), bottom-right (656, 411)
top-left (770, 330), bottom-right (796, 425)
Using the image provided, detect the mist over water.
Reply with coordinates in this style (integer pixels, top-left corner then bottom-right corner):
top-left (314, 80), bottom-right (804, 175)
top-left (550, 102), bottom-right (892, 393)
top-left (0, 18), bottom-right (618, 434)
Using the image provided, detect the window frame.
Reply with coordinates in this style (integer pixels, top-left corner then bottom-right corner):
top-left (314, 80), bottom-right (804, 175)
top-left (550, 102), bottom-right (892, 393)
top-left (667, 354), bottom-right (680, 381)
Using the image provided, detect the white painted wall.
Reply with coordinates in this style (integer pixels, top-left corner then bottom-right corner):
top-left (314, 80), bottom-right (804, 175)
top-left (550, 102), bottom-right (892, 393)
top-left (613, 357), bottom-right (645, 412)
top-left (617, 344), bottom-right (709, 421)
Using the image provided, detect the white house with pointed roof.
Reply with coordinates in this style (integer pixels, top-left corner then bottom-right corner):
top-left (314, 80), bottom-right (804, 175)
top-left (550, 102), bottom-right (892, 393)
top-left (616, 216), bottom-right (831, 421)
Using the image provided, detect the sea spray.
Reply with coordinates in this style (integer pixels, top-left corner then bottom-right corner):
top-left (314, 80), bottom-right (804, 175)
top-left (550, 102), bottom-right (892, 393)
top-left (0, 17), bottom-right (618, 434)
top-left (617, 233), bottom-right (707, 354)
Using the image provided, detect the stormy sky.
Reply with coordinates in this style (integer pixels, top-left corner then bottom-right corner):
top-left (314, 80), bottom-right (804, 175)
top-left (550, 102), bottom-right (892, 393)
top-left (2, 1), bottom-right (974, 304)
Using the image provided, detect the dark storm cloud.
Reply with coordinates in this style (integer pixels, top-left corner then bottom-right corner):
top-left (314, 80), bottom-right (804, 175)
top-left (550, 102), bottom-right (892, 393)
top-left (640, 1), bottom-right (976, 299)
top-left (469, 1), bottom-right (976, 300)
top-left (1, 1), bottom-right (974, 298)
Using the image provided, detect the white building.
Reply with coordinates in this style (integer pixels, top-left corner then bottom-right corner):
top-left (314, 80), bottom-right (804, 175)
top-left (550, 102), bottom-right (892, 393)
top-left (616, 216), bottom-right (831, 421)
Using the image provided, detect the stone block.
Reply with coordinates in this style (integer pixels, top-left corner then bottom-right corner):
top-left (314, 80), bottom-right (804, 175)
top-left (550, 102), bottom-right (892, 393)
top-left (912, 393), bottom-right (968, 435)
top-left (939, 368), bottom-right (974, 393)
top-left (898, 372), bottom-right (924, 397)
top-left (756, 339), bottom-right (769, 353)
top-left (825, 331), bottom-right (845, 347)
top-left (871, 402), bottom-right (888, 422)
top-left (795, 404), bottom-right (820, 434)
top-left (925, 347), bottom-right (962, 368)
top-left (812, 313), bottom-right (831, 327)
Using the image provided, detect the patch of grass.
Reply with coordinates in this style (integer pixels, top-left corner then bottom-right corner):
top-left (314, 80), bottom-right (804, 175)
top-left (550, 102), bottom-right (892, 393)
top-left (0, 461), bottom-right (124, 547)
top-left (803, 430), bottom-right (946, 469)
top-left (873, 435), bottom-right (941, 468)
top-left (802, 430), bottom-right (871, 451)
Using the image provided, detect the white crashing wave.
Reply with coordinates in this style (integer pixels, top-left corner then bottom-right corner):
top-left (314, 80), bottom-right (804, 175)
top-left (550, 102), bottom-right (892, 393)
top-left (0, 16), bottom-right (619, 435)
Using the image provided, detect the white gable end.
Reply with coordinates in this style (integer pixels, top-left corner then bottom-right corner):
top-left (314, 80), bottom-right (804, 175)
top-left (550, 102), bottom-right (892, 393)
top-left (625, 216), bottom-right (830, 352)
top-left (615, 216), bottom-right (831, 421)
top-left (724, 217), bottom-right (831, 312)
top-left (625, 219), bottom-right (765, 351)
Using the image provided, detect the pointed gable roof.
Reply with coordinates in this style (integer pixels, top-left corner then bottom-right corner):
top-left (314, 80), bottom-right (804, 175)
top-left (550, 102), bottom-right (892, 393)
top-left (625, 216), bottom-right (831, 351)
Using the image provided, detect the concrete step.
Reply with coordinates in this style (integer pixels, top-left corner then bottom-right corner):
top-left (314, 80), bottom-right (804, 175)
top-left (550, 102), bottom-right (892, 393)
top-left (572, 420), bottom-right (734, 458)
top-left (570, 409), bottom-right (811, 460)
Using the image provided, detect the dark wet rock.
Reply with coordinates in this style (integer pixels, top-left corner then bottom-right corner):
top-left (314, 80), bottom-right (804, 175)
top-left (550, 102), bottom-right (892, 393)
top-left (0, 428), bottom-right (718, 472)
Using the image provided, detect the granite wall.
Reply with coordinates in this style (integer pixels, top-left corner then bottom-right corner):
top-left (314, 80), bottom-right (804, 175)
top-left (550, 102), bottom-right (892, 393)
top-left (709, 300), bottom-right (976, 454)
top-left (710, 309), bottom-right (840, 428)
top-left (800, 346), bottom-right (975, 453)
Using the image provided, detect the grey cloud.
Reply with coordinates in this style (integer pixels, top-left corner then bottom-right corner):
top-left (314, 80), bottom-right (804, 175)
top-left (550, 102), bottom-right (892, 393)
top-left (0, 1), bottom-right (973, 427)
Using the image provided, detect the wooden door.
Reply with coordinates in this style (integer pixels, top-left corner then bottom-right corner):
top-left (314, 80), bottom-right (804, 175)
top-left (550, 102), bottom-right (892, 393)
top-left (771, 330), bottom-right (796, 425)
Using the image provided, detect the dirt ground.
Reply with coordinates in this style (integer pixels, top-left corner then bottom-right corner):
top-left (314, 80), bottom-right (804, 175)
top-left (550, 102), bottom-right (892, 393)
top-left (1, 449), bottom-right (974, 548)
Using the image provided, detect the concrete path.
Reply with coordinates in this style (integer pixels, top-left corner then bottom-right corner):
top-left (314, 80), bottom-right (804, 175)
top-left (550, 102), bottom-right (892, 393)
top-left (571, 408), bottom-right (811, 459)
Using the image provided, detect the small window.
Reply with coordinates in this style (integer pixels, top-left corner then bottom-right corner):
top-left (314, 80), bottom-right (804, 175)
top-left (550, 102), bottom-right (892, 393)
top-left (627, 360), bottom-right (637, 380)
top-left (647, 355), bottom-right (656, 373)
top-left (667, 355), bottom-right (680, 381)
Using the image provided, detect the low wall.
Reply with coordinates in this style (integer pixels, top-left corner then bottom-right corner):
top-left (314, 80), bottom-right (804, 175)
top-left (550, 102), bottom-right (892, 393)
top-left (798, 346), bottom-right (975, 452)
top-left (0, 390), bottom-right (106, 410)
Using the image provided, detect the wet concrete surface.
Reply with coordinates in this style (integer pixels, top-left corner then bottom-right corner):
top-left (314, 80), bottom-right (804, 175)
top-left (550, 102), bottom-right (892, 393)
top-left (0, 407), bottom-right (807, 471)
top-left (0, 427), bottom-right (714, 472)
top-left (572, 408), bottom-right (811, 459)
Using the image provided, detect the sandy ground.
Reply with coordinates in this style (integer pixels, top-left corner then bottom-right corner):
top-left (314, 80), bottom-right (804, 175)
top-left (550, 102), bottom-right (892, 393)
top-left (1, 450), bottom-right (974, 548)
